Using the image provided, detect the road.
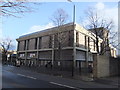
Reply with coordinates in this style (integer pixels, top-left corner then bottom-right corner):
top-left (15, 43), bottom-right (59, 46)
top-left (2, 64), bottom-right (119, 90)
top-left (2, 65), bottom-right (75, 89)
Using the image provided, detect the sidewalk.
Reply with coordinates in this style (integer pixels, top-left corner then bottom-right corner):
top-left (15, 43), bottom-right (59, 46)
top-left (4, 64), bottom-right (119, 89)
top-left (21, 65), bottom-right (120, 84)
top-left (94, 76), bottom-right (120, 86)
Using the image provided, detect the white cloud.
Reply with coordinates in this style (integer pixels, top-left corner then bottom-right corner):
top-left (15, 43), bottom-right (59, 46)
top-left (95, 2), bottom-right (105, 10)
top-left (22, 22), bottom-right (54, 35)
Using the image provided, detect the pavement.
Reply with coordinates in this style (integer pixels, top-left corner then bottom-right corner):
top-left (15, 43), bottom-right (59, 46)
top-left (2, 64), bottom-right (120, 89)
top-left (94, 76), bottom-right (120, 86)
top-left (20, 65), bottom-right (120, 85)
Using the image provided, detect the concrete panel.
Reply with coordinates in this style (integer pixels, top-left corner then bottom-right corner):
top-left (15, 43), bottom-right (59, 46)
top-left (19, 41), bottom-right (25, 51)
top-left (55, 49), bottom-right (73, 60)
top-left (41, 36), bottom-right (50, 49)
top-left (76, 50), bottom-right (86, 61)
top-left (29, 39), bottom-right (35, 50)
top-left (39, 51), bottom-right (52, 60)
top-left (97, 55), bottom-right (109, 78)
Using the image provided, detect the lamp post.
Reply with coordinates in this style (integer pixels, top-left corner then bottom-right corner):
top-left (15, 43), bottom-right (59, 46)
top-left (67, 0), bottom-right (76, 77)
top-left (67, 0), bottom-right (75, 25)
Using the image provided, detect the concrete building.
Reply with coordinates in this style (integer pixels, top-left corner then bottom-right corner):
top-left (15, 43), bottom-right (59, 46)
top-left (16, 23), bottom-right (116, 77)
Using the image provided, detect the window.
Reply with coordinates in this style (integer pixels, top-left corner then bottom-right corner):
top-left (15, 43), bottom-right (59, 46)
top-left (85, 36), bottom-right (87, 48)
top-left (17, 41), bottom-right (20, 51)
top-left (54, 34), bottom-right (58, 48)
top-left (76, 32), bottom-right (79, 47)
top-left (35, 38), bottom-right (38, 49)
top-left (49, 36), bottom-right (52, 48)
top-left (19, 54), bottom-right (25, 57)
top-left (88, 37), bottom-right (90, 50)
top-left (27, 39), bottom-right (29, 50)
top-left (24, 40), bottom-right (26, 50)
top-left (39, 37), bottom-right (41, 49)
top-left (29, 53), bottom-right (36, 58)
top-left (93, 40), bottom-right (96, 51)
top-left (79, 33), bottom-right (85, 48)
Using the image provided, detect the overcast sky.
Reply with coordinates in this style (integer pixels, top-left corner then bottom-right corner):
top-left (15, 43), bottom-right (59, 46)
top-left (1, 1), bottom-right (118, 50)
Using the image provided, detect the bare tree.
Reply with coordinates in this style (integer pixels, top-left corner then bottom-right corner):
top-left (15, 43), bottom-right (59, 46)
top-left (51, 8), bottom-right (69, 26)
top-left (0, 38), bottom-right (14, 62)
top-left (0, 0), bottom-right (41, 17)
top-left (83, 7), bottom-right (116, 55)
top-left (50, 8), bottom-right (69, 63)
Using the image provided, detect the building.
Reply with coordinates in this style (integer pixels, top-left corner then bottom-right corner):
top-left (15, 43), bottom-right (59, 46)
top-left (16, 23), bottom-right (116, 77)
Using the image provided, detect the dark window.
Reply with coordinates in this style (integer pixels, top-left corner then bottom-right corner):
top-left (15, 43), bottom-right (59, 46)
top-left (76, 32), bottom-right (79, 47)
top-left (27, 39), bottom-right (29, 50)
top-left (24, 40), bottom-right (26, 50)
top-left (85, 36), bottom-right (87, 48)
top-left (35, 38), bottom-right (38, 49)
top-left (94, 40), bottom-right (96, 51)
top-left (68, 30), bottom-right (74, 47)
top-left (17, 41), bottom-right (20, 51)
top-left (88, 37), bottom-right (90, 50)
top-left (39, 37), bottom-right (41, 49)
top-left (54, 34), bottom-right (58, 48)
top-left (68, 31), bottom-right (71, 46)
top-left (49, 36), bottom-right (52, 48)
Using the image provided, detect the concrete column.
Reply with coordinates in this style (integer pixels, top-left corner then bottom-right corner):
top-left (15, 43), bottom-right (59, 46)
top-left (25, 40), bottom-right (28, 65)
top-left (72, 29), bottom-right (76, 76)
top-left (36, 37), bottom-right (39, 67)
top-left (52, 35), bottom-right (55, 65)
top-left (37, 37), bottom-right (39, 61)
top-left (73, 30), bottom-right (76, 67)
top-left (16, 41), bottom-right (20, 61)
top-left (85, 36), bottom-right (89, 75)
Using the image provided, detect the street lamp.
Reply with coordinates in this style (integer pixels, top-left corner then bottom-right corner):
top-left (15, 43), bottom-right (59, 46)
top-left (67, 0), bottom-right (76, 77)
top-left (67, 0), bottom-right (75, 25)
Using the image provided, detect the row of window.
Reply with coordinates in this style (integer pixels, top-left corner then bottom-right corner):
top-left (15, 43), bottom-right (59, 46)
top-left (18, 31), bottom-right (74, 51)
top-left (18, 36), bottom-right (53, 51)
top-left (18, 31), bottom-right (97, 51)
top-left (76, 31), bottom-right (96, 51)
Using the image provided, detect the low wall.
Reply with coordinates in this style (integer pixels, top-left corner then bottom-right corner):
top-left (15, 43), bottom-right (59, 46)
top-left (109, 57), bottom-right (118, 76)
top-left (96, 55), bottom-right (110, 78)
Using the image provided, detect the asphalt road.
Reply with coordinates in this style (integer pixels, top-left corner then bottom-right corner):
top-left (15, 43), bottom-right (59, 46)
top-left (2, 65), bottom-right (72, 89)
top-left (2, 64), bottom-right (119, 90)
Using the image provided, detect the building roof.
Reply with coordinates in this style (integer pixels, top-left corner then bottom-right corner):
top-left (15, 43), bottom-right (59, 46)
top-left (16, 23), bottom-right (103, 42)
top-left (17, 23), bottom-right (74, 41)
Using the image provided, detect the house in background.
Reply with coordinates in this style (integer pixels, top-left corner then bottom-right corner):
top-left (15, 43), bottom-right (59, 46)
top-left (16, 23), bottom-right (116, 78)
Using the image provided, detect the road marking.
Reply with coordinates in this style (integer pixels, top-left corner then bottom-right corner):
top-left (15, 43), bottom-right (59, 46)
top-left (49, 82), bottom-right (76, 89)
top-left (17, 73), bottom-right (37, 80)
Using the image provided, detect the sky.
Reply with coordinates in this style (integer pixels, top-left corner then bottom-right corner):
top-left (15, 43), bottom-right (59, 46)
top-left (1, 1), bottom-right (118, 51)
